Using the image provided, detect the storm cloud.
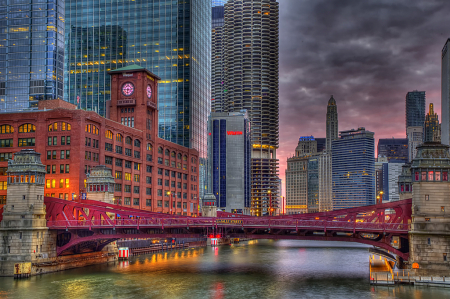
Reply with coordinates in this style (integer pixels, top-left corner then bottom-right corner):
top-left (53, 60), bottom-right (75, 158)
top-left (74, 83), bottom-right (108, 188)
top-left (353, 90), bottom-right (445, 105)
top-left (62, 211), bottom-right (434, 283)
top-left (278, 0), bottom-right (450, 192)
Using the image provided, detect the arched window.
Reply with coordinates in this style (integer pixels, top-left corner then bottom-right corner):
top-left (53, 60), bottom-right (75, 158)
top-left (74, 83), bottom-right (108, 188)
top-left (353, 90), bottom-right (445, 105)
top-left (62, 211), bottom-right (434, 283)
top-left (165, 149), bottom-right (170, 156)
top-left (183, 155), bottom-right (187, 161)
top-left (61, 122), bottom-right (71, 131)
top-left (18, 123), bottom-right (35, 133)
top-left (125, 136), bottom-right (132, 145)
top-left (158, 147), bottom-right (163, 154)
top-left (0, 124), bottom-right (14, 134)
top-left (177, 153), bottom-right (182, 159)
top-left (116, 133), bottom-right (123, 142)
top-left (171, 151), bottom-right (176, 157)
top-left (48, 122), bottom-right (58, 131)
top-left (134, 139), bottom-right (141, 147)
top-left (105, 130), bottom-right (113, 139)
top-left (147, 143), bottom-right (152, 151)
top-left (85, 124), bottom-right (99, 134)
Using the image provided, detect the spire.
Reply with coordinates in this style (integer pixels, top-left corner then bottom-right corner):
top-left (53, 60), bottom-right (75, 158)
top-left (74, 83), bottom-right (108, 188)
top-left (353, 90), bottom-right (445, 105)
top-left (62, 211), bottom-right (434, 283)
top-left (429, 103), bottom-right (434, 115)
top-left (328, 95), bottom-right (336, 106)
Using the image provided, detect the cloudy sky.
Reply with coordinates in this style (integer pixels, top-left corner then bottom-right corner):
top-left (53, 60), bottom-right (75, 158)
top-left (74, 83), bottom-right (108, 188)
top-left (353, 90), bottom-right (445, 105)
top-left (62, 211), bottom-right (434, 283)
top-left (278, 0), bottom-right (450, 193)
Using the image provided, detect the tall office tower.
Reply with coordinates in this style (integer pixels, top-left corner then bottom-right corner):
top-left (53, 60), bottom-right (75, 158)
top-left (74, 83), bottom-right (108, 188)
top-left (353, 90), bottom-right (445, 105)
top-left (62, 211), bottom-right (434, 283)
top-left (441, 38), bottom-right (450, 145)
top-left (424, 103), bottom-right (440, 142)
top-left (326, 95), bottom-right (338, 151)
top-left (285, 136), bottom-right (318, 214)
top-left (0, 0), bottom-right (64, 112)
top-left (318, 151), bottom-right (332, 211)
top-left (381, 162), bottom-right (403, 202)
top-left (222, 0), bottom-right (279, 216)
top-left (207, 110), bottom-right (251, 214)
top-left (211, 2), bottom-right (225, 113)
top-left (377, 138), bottom-right (408, 163)
top-left (405, 91), bottom-right (426, 134)
top-left (315, 138), bottom-right (326, 153)
top-left (407, 126), bottom-right (423, 162)
top-left (332, 128), bottom-right (375, 210)
top-left (65, 0), bottom-right (211, 148)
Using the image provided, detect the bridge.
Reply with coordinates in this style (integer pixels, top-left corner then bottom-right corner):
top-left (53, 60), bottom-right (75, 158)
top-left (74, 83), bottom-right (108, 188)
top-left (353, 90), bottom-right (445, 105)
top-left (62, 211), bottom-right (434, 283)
top-left (0, 197), bottom-right (411, 259)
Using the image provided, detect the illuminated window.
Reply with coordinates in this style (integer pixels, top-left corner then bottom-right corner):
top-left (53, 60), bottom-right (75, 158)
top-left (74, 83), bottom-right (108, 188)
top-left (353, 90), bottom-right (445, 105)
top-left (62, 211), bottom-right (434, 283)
top-left (147, 143), bottom-right (152, 151)
top-left (116, 133), bottom-right (123, 142)
top-left (428, 171), bottom-right (434, 181)
top-left (105, 130), bottom-right (113, 139)
top-left (18, 124), bottom-right (35, 133)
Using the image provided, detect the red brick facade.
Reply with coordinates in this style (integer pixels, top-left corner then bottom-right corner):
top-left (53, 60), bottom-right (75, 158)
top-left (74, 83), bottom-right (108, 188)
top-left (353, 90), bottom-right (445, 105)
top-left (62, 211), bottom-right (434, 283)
top-left (0, 67), bottom-right (200, 215)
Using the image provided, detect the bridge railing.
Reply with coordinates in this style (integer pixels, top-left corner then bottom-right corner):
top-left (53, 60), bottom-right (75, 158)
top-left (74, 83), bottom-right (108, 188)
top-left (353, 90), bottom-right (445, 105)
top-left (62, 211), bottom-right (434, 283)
top-left (46, 218), bottom-right (409, 232)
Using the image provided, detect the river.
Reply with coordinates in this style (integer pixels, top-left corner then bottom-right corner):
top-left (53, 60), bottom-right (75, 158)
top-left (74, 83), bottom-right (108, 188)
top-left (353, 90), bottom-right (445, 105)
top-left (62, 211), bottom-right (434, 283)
top-left (0, 240), bottom-right (449, 298)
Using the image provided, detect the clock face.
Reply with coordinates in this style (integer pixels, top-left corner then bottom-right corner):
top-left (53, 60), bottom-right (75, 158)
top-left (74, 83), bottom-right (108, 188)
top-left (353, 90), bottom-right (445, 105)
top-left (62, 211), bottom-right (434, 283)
top-left (146, 85), bottom-right (152, 99)
top-left (122, 82), bottom-right (134, 96)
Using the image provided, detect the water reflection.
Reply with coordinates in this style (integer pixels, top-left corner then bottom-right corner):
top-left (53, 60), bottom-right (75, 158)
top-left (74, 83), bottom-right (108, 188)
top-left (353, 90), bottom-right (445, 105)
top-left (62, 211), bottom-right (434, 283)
top-left (0, 241), bottom-right (449, 299)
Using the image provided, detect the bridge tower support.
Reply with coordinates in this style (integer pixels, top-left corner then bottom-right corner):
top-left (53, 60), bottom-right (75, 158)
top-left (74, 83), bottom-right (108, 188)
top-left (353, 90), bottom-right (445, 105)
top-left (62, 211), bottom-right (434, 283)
top-left (0, 149), bottom-right (57, 276)
top-left (409, 142), bottom-right (450, 275)
top-left (202, 193), bottom-right (218, 217)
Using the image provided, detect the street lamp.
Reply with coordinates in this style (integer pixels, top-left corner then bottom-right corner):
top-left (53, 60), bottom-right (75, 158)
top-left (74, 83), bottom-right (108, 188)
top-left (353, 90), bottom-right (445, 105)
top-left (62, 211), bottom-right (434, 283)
top-left (267, 190), bottom-right (272, 216)
top-left (167, 191), bottom-right (174, 214)
top-left (377, 191), bottom-right (384, 204)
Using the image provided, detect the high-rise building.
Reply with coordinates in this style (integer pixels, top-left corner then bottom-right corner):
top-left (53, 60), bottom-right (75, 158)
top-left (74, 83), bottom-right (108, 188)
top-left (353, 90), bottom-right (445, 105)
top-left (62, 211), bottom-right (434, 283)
top-left (211, 2), bottom-right (225, 113)
top-left (326, 95), bottom-right (338, 151)
top-left (64, 0), bottom-right (211, 153)
top-left (0, 0), bottom-right (65, 112)
top-left (221, 0), bottom-right (279, 216)
top-left (407, 126), bottom-right (423, 162)
top-left (424, 103), bottom-right (440, 142)
top-left (441, 38), bottom-right (450, 145)
top-left (318, 151), bottom-right (332, 212)
top-left (315, 138), bottom-right (326, 153)
top-left (332, 128), bottom-right (375, 210)
top-left (405, 91), bottom-right (425, 134)
top-left (377, 138), bottom-right (408, 163)
top-left (381, 162), bottom-right (404, 202)
top-left (207, 110), bottom-right (251, 214)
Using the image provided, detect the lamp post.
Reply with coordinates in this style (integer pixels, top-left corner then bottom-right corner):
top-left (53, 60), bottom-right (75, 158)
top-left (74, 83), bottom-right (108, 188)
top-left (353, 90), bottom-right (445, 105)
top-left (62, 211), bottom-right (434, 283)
top-left (376, 191), bottom-right (384, 204)
top-left (167, 191), bottom-right (174, 214)
top-left (194, 195), bottom-right (198, 217)
top-left (267, 190), bottom-right (272, 216)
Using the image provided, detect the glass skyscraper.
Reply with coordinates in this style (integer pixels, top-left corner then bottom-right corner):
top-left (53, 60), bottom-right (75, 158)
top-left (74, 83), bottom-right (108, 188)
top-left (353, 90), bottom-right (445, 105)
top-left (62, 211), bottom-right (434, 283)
top-left (332, 128), bottom-right (375, 210)
top-left (0, 0), bottom-right (65, 112)
top-left (406, 90), bottom-right (425, 134)
top-left (377, 138), bottom-right (408, 163)
top-left (64, 0), bottom-right (211, 157)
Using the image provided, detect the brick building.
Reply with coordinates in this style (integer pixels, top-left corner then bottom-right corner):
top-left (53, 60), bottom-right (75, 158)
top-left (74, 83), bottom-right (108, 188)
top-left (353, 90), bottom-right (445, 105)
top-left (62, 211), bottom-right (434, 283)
top-left (0, 65), bottom-right (200, 215)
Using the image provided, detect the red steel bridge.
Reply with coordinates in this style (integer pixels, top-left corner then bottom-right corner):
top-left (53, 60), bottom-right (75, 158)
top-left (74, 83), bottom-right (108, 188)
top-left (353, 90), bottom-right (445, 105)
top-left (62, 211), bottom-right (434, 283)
top-left (0, 197), bottom-right (412, 260)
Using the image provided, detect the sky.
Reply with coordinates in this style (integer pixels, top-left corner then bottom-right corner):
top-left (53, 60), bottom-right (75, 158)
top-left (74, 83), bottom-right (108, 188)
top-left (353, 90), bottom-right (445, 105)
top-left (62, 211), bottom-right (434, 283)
top-left (277, 0), bottom-right (450, 194)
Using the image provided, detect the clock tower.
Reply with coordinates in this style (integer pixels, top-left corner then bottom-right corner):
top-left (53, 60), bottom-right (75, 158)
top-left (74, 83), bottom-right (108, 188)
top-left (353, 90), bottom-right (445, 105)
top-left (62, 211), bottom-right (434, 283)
top-left (108, 65), bottom-right (161, 141)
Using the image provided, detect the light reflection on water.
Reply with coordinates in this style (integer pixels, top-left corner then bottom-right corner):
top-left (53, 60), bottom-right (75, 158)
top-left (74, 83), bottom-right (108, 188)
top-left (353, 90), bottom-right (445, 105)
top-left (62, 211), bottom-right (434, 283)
top-left (0, 240), bottom-right (449, 299)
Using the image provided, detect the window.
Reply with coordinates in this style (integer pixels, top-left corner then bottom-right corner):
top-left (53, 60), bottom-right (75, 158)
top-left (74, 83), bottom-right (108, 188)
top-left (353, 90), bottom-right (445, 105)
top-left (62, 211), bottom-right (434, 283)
top-left (0, 167), bottom-right (7, 175)
top-left (171, 151), bottom-right (176, 158)
top-left (165, 201), bottom-right (169, 208)
top-left (0, 153), bottom-right (12, 162)
top-left (85, 124), bottom-right (99, 135)
top-left (115, 184), bottom-right (122, 191)
top-left (124, 197), bottom-right (131, 205)
top-left (147, 143), bottom-right (152, 151)
top-left (53, 136), bottom-right (57, 146)
top-left (171, 161), bottom-right (175, 168)
top-left (105, 130), bottom-right (113, 139)
top-left (428, 171), bottom-right (434, 181)
top-left (425, 218), bottom-right (430, 222)
top-left (0, 139), bottom-right (13, 147)
top-left (115, 145), bottom-right (122, 154)
top-left (171, 181), bottom-right (175, 188)
top-left (177, 202), bottom-right (181, 208)
top-left (125, 136), bottom-right (132, 145)
top-left (183, 174), bottom-right (188, 180)
top-left (158, 168), bottom-right (163, 175)
top-left (425, 195), bottom-right (429, 201)
top-left (116, 133), bottom-right (123, 142)
top-left (183, 183), bottom-right (187, 190)
top-left (133, 186), bottom-right (140, 193)
top-left (444, 253), bottom-right (448, 261)
top-left (171, 171), bottom-right (176, 178)
top-left (165, 170), bottom-right (170, 176)
top-left (52, 165), bottom-right (56, 174)
top-left (146, 187), bottom-right (151, 195)
top-left (48, 123), bottom-right (57, 131)
top-left (158, 179), bottom-right (163, 186)
top-left (158, 147), bottom-right (163, 154)
top-left (67, 136), bottom-right (71, 145)
top-left (0, 181), bottom-right (7, 190)
top-left (105, 156), bottom-right (113, 165)
top-left (125, 161), bottom-right (132, 168)
top-left (183, 155), bottom-right (187, 161)
top-left (134, 151), bottom-right (140, 158)
top-left (147, 165), bottom-right (152, 173)
top-left (116, 158), bottom-right (123, 167)
top-left (61, 150), bottom-right (65, 159)
top-left (18, 123), bottom-right (35, 133)
top-left (65, 164), bottom-right (69, 173)
top-left (125, 148), bottom-right (132, 156)
top-left (165, 180), bottom-right (169, 187)
top-left (146, 154), bottom-right (152, 162)
top-left (59, 179), bottom-right (64, 188)
top-left (165, 149), bottom-right (170, 156)
top-left (0, 124), bottom-right (14, 134)
top-left (436, 171), bottom-right (441, 181)
top-left (421, 171), bottom-right (427, 181)
top-left (164, 191), bottom-right (169, 197)
top-left (61, 136), bottom-right (65, 145)
top-left (134, 139), bottom-right (141, 147)
top-left (177, 173), bottom-right (182, 179)
top-left (48, 137), bottom-right (52, 146)
top-left (157, 157), bottom-right (163, 164)
top-left (157, 189), bottom-right (163, 196)
top-left (60, 164), bottom-right (64, 174)
top-left (442, 206), bottom-right (445, 212)
top-left (146, 199), bottom-right (151, 207)
top-left (134, 163), bottom-right (140, 170)
top-left (53, 151), bottom-right (57, 159)
top-left (133, 198), bottom-right (139, 206)
top-left (115, 171), bottom-right (122, 179)
top-left (177, 182), bottom-right (181, 188)
top-left (134, 174), bottom-right (140, 182)
top-left (157, 200), bottom-right (162, 207)
top-left (125, 173), bottom-right (131, 181)
top-left (105, 143), bottom-right (113, 152)
top-left (444, 172), bottom-right (448, 181)
top-left (124, 185), bottom-right (131, 193)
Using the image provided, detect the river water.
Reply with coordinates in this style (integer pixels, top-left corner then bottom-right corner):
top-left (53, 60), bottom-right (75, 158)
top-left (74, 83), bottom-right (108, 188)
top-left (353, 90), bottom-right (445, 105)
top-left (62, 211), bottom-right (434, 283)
top-left (0, 240), bottom-right (449, 299)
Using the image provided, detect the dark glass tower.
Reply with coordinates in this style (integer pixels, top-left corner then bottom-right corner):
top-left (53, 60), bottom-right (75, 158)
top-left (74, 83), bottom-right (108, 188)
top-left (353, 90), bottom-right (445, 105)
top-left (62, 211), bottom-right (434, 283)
top-left (377, 138), bottom-right (408, 163)
top-left (64, 0), bottom-right (211, 156)
top-left (0, 0), bottom-right (64, 111)
top-left (406, 91), bottom-right (426, 133)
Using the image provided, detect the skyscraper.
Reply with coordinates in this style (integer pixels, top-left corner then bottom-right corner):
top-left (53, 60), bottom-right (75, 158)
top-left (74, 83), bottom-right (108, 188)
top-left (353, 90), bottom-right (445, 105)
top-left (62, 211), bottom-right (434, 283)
top-left (377, 138), bottom-right (408, 163)
top-left (424, 103), bottom-right (440, 142)
top-left (0, 0), bottom-right (65, 112)
top-left (332, 128), bottom-right (375, 210)
top-left (441, 38), bottom-right (450, 145)
top-left (221, 0), bottom-right (279, 216)
top-left (405, 91), bottom-right (425, 134)
top-left (211, 1), bottom-right (225, 113)
top-left (326, 95), bottom-right (338, 151)
top-left (407, 126), bottom-right (423, 162)
top-left (64, 0), bottom-right (211, 154)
